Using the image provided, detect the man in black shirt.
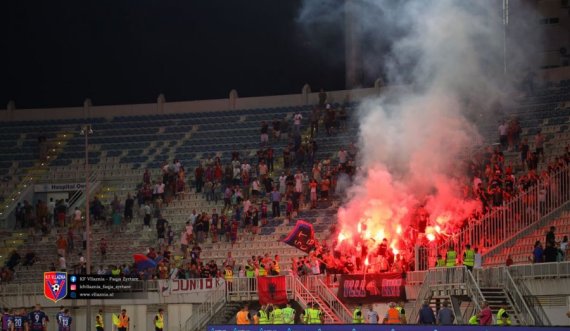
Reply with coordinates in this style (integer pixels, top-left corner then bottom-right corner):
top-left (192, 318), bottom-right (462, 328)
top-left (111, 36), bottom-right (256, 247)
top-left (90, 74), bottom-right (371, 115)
top-left (544, 242), bottom-right (558, 262)
top-left (546, 226), bottom-right (556, 247)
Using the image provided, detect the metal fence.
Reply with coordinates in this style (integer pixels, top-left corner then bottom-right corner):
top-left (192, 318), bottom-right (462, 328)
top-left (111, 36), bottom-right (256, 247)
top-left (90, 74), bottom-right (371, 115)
top-left (432, 164), bottom-right (570, 261)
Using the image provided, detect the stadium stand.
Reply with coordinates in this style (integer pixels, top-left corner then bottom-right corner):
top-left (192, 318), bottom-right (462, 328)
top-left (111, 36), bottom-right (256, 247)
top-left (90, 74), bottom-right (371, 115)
top-left (1, 82), bottom-right (570, 329)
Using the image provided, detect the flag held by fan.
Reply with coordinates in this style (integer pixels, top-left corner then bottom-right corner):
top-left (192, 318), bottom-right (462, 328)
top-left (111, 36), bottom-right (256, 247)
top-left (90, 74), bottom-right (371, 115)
top-left (282, 220), bottom-right (316, 253)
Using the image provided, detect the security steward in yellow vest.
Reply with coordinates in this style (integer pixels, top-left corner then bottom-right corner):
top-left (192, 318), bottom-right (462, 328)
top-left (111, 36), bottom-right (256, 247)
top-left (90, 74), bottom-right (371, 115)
top-left (303, 304), bottom-right (312, 324)
top-left (306, 303), bottom-right (322, 324)
top-left (446, 245), bottom-right (457, 267)
top-left (258, 305), bottom-right (270, 324)
top-left (270, 305), bottom-right (285, 324)
top-left (468, 315), bottom-right (479, 325)
top-left (463, 244), bottom-right (475, 271)
top-left (353, 304), bottom-right (364, 323)
top-left (497, 302), bottom-right (512, 326)
top-left (436, 254), bottom-right (446, 267)
top-left (154, 308), bottom-right (164, 331)
top-left (283, 302), bottom-right (295, 324)
top-left (258, 263), bottom-right (267, 276)
top-left (224, 265), bottom-right (234, 291)
top-left (95, 309), bottom-right (104, 331)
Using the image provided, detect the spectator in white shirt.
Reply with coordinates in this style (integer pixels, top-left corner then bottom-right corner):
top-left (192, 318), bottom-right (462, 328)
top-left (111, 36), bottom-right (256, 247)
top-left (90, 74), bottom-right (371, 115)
top-left (338, 147), bottom-right (348, 165)
top-left (293, 112), bottom-right (303, 135)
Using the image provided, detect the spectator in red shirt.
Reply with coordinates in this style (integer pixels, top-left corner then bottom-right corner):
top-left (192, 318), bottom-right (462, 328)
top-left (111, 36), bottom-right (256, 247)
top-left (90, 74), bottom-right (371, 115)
top-left (478, 301), bottom-right (492, 325)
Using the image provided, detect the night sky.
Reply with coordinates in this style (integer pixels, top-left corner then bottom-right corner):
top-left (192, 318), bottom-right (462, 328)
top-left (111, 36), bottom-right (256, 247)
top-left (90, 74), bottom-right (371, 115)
top-left (1, 1), bottom-right (346, 109)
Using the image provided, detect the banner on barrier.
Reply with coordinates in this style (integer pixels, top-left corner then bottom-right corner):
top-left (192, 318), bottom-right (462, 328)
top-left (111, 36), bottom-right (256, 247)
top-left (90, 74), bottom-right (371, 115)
top-left (208, 325), bottom-right (562, 331)
top-left (158, 278), bottom-right (224, 296)
top-left (337, 273), bottom-right (406, 303)
top-left (258, 276), bottom-right (288, 305)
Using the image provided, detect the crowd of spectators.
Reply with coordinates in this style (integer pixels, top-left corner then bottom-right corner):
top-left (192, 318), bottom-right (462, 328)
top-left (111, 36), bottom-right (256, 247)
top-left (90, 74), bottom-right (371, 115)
top-left (5, 93), bottom-right (570, 284)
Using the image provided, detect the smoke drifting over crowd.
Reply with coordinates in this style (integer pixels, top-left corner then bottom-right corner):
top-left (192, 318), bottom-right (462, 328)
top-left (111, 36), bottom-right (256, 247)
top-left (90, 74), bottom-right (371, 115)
top-left (298, 0), bottom-right (538, 258)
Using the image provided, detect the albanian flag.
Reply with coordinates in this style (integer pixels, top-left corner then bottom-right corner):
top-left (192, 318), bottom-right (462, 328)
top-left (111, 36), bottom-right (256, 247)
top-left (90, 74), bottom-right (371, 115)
top-left (282, 220), bottom-right (316, 253)
top-left (258, 276), bottom-right (288, 305)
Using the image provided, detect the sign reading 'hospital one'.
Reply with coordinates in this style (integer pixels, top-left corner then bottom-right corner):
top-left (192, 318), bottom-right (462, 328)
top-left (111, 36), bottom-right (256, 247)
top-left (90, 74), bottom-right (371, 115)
top-left (34, 183), bottom-right (86, 192)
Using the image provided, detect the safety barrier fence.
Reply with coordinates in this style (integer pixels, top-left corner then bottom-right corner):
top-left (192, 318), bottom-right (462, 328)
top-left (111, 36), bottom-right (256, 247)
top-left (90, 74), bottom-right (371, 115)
top-left (432, 164), bottom-right (570, 263)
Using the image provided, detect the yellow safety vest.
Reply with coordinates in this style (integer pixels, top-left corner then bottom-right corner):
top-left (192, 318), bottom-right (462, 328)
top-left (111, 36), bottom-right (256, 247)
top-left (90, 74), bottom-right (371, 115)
top-left (436, 258), bottom-right (446, 267)
top-left (259, 310), bottom-right (270, 324)
top-left (96, 314), bottom-right (104, 328)
top-left (309, 309), bottom-right (321, 324)
top-left (273, 261), bottom-right (280, 274)
top-left (271, 308), bottom-right (284, 324)
top-left (353, 308), bottom-right (363, 323)
top-left (446, 250), bottom-right (457, 267)
top-left (224, 269), bottom-right (233, 281)
top-left (155, 313), bottom-right (164, 328)
top-left (259, 267), bottom-right (267, 276)
top-left (497, 308), bottom-right (511, 326)
top-left (463, 249), bottom-right (475, 267)
top-left (468, 315), bottom-right (479, 325)
top-left (283, 307), bottom-right (295, 324)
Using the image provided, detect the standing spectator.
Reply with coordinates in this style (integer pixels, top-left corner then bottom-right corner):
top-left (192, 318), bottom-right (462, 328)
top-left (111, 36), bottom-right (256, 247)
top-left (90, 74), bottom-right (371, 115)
top-left (124, 194), bottom-right (134, 222)
top-left (533, 241), bottom-right (544, 263)
top-left (498, 121), bottom-right (508, 150)
top-left (293, 112), bottom-right (303, 135)
top-left (366, 305), bottom-right (379, 324)
top-left (99, 238), bottom-right (107, 262)
top-left (535, 129), bottom-right (545, 162)
top-left (318, 88), bottom-right (327, 107)
top-left (478, 302), bottom-right (493, 325)
top-left (437, 301), bottom-right (455, 325)
top-left (272, 117), bottom-right (281, 139)
top-left (260, 121), bottom-right (269, 146)
top-left (56, 235), bottom-right (67, 257)
top-left (418, 301), bottom-right (436, 325)
top-left (338, 147), bottom-right (348, 166)
top-left (544, 242), bottom-right (558, 262)
top-left (546, 226), bottom-right (556, 247)
top-left (310, 106), bottom-right (320, 137)
top-left (143, 202), bottom-right (152, 229)
top-left (271, 187), bottom-right (281, 217)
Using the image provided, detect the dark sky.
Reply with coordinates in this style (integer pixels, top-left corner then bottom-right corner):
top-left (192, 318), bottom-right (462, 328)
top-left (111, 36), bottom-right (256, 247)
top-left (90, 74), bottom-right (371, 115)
top-left (1, 1), bottom-right (346, 109)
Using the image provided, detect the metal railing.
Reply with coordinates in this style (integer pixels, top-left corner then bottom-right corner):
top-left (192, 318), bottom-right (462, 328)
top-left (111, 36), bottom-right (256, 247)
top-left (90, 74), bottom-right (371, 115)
top-left (315, 278), bottom-right (353, 323)
top-left (408, 270), bottom-right (433, 324)
top-left (68, 171), bottom-right (99, 209)
top-left (433, 164), bottom-right (570, 261)
top-left (291, 276), bottom-right (339, 324)
top-left (184, 284), bottom-right (226, 331)
top-left (408, 267), bottom-right (484, 324)
top-left (509, 261), bottom-right (570, 279)
top-left (474, 266), bottom-right (536, 325)
top-left (504, 268), bottom-right (536, 325)
top-left (509, 269), bottom-right (552, 326)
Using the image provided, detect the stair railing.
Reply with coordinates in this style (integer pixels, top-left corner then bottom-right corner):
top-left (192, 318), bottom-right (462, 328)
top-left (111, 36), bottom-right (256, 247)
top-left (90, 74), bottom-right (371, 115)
top-left (464, 267), bottom-right (484, 315)
top-left (314, 278), bottom-right (353, 323)
top-left (509, 268), bottom-right (551, 326)
top-left (407, 270), bottom-right (434, 323)
top-left (432, 163), bottom-right (570, 262)
top-left (291, 276), bottom-right (338, 324)
top-left (503, 268), bottom-right (536, 326)
top-left (183, 284), bottom-right (226, 331)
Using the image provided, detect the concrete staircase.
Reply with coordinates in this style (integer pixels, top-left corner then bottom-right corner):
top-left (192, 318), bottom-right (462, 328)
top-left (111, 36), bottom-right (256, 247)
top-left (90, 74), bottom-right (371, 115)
top-left (480, 287), bottom-right (519, 325)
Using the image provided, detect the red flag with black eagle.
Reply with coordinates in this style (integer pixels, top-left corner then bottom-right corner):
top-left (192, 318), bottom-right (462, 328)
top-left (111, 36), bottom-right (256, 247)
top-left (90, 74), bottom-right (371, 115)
top-left (257, 276), bottom-right (288, 305)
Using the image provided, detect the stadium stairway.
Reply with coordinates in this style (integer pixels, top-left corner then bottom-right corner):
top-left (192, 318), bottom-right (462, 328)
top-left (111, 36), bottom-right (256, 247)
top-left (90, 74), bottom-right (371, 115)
top-left (0, 129), bottom-right (74, 222)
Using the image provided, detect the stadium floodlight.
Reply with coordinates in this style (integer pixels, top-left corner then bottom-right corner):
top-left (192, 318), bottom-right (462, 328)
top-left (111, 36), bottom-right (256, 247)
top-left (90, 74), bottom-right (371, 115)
top-left (80, 124), bottom-right (93, 331)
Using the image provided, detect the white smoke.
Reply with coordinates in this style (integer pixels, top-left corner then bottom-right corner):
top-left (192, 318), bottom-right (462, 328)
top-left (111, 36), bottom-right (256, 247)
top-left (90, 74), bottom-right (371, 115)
top-left (298, 0), bottom-right (540, 253)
